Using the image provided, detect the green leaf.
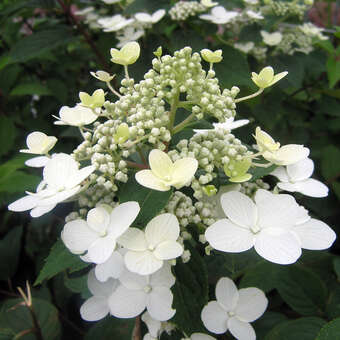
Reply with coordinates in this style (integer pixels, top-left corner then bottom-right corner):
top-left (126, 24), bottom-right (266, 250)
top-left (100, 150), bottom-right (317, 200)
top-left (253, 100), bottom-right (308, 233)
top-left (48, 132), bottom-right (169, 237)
top-left (84, 317), bottom-right (135, 340)
top-left (265, 317), bottom-right (326, 340)
top-left (118, 175), bottom-right (172, 226)
top-left (63, 273), bottom-right (88, 294)
top-left (321, 145), bottom-right (340, 180)
top-left (275, 265), bottom-right (328, 316)
top-left (214, 45), bottom-right (252, 88)
top-left (172, 243), bottom-right (208, 334)
top-left (0, 226), bottom-right (23, 280)
top-left (316, 317), bottom-right (340, 340)
top-left (0, 116), bottom-right (17, 158)
top-left (0, 298), bottom-right (61, 340)
top-left (326, 56), bottom-right (340, 88)
top-left (249, 164), bottom-right (277, 181)
top-left (326, 281), bottom-right (340, 319)
top-left (10, 82), bottom-right (52, 96)
top-left (0, 329), bottom-right (15, 340)
top-left (0, 171), bottom-right (40, 194)
top-left (316, 40), bottom-right (335, 55)
top-left (9, 27), bottom-right (74, 63)
top-left (34, 239), bottom-right (89, 285)
top-left (253, 311), bottom-right (288, 340)
top-left (239, 261), bottom-right (282, 293)
top-left (333, 257), bottom-right (340, 280)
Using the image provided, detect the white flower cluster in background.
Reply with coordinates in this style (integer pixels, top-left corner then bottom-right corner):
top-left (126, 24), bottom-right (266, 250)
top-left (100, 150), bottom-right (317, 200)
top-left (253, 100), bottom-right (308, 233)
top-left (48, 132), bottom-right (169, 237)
top-left (8, 41), bottom-right (336, 340)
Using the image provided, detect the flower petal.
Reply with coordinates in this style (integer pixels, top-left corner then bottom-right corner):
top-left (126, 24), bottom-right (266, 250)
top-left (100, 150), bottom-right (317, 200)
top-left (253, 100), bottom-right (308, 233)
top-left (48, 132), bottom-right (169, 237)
top-left (267, 145), bottom-right (310, 166)
top-left (215, 277), bottom-right (239, 312)
top-left (95, 250), bottom-right (124, 282)
top-left (135, 170), bottom-right (170, 191)
top-left (147, 286), bottom-right (175, 321)
top-left (154, 241), bottom-right (183, 260)
top-left (191, 333), bottom-right (216, 340)
top-left (220, 191), bottom-right (257, 229)
top-left (279, 179), bottom-right (329, 198)
top-left (80, 296), bottom-right (109, 321)
top-left (149, 262), bottom-right (175, 288)
top-left (125, 250), bottom-right (163, 275)
top-left (286, 158), bottom-right (314, 181)
top-left (234, 288), bottom-right (268, 322)
top-left (141, 312), bottom-right (162, 338)
top-left (201, 301), bottom-right (229, 334)
top-left (255, 189), bottom-right (299, 229)
top-left (118, 228), bottom-right (147, 251)
top-left (62, 219), bottom-right (98, 254)
top-left (171, 158), bottom-right (198, 188)
top-left (108, 201), bottom-right (140, 238)
top-left (25, 156), bottom-right (49, 168)
top-left (8, 195), bottom-right (39, 212)
top-left (30, 204), bottom-right (56, 217)
top-left (227, 317), bottom-right (255, 340)
top-left (87, 206), bottom-right (110, 234)
top-left (149, 149), bottom-right (173, 179)
top-left (119, 267), bottom-right (148, 290)
top-left (254, 229), bottom-right (301, 264)
top-left (37, 186), bottom-right (80, 207)
top-left (145, 213), bottom-right (180, 247)
top-left (293, 218), bottom-right (336, 250)
top-left (87, 269), bottom-right (118, 296)
top-left (270, 166), bottom-right (289, 182)
top-left (65, 165), bottom-right (95, 189)
top-left (109, 285), bottom-right (147, 318)
top-left (205, 219), bottom-right (254, 253)
top-left (87, 236), bottom-right (116, 264)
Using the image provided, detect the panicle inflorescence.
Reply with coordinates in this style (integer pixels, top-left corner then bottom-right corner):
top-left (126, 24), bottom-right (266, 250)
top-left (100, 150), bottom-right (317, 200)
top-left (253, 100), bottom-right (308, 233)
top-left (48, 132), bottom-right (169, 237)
top-left (169, 1), bottom-right (206, 21)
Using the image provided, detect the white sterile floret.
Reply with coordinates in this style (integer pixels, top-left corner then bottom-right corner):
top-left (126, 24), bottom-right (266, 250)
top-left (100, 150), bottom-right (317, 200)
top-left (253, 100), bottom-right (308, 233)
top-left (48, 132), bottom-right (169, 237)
top-left (185, 333), bottom-right (216, 340)
top-left (117, 27), bottom-right (145, 48)
top-left (101, 0), bottom-right (121, 3)
top-left (62, 202), bottom-right (140, 264)
top-left (118, 213), bottom-right (183, 275)
top-left (8, 153), bottom-right (95, 218)
top-left (251, 67), bottom-right (288, 89)
top-left (199, 6), bottom-right (239, 24)
top-left (20, 131), bottom-right (57, 155)
top-left (142, 311), bottom-right (163, 340)
top-left (80, 269), bottom-right (118, 321)
top-left (135, 9), bottom-right (166, 24)
top-left (246, 10), bottom-right (264, 20)
top-left (90, 70), bottom-right (114, 82)
top-left (194, 117), bottom-right (249, 135)
top-left (110, 41), bottom-right (140, 66)
top-left (54, 105), bottom-right (98, 127)
top-left (260, 30), bottom-right (283, 46)
top-left (234, 42), bottom-right (254, 54)
top-left (98, 15), bottom-right (134, 32)
top-left (136, 149), bottom-right (198, 192)
top-left (109, 263), bottom-right (176, 321)
top-left (271, 157), bottom-right (329, 197)
top-left (254, 127), bottom-right (310, 165)
top-left (201, 277), bottom-right (267, 340)
top-left (94, 249), bottom-right (125, 282)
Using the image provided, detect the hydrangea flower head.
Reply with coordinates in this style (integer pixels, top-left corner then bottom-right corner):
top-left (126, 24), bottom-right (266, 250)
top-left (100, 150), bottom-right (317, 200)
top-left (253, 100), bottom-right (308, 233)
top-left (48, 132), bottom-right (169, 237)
top-left (110, 41), bottom-right (140, 66)
top-left (251, 66), bottom-right (288, 89)
top-left (201, 277), bottom-right (268, 339)
top-left (135, 149), bottom-right (198, 191)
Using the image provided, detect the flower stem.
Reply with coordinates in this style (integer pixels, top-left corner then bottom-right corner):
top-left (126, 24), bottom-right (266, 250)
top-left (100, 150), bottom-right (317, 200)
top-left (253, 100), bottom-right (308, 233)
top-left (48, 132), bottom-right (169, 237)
top-left (234, 88), bottom-right (264, 103)
top-left (126, 161), bottom-right (148, 169)
top-left (169, 90), bottom-right (180, 133)
top-left (172, 113), bottom-right (196, 134)
top-left (106, 81), bottom-right (122, 98)
top-left (124, 65), bottom-right (130, 80)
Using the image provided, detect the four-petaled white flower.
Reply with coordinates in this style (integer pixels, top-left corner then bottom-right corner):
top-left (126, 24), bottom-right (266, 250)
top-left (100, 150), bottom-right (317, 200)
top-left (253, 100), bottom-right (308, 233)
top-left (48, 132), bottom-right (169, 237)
top-left (199, 6), bottom-right (239, 24)
top-left (110, 41), bottom-right (141, 66)
top-left (8, 153), bottom-right (95, 218)
top-left (98, 15), bottom-right (134, 32)
top-left (135, 9), bottom-right (166, 24)
top-left (260, 30), bottom-right (283, 46)
top-left (201, 277), bottom-right (267, 340)
top-left (271, 157), bottom-right (329, 197)
top-left (109, 263), bottom-right (176, 321)
top-left (135, 149), bottom-right (198, 191)
top-left (205, 189), bottom-right (336, 264)
top-left (54, 105), bottom-right (98, 127)
top-left (80, 269), bottom-right (118, 321)
top-left (254, 126), bottom-right (310, 165)
top-left (234, 42), bottom-right (254, 54)
top-left (118, 213), bottom-right (183, 275)
top-left (62, 202), bottom-right (140, 264)
top-left (20, 131), bottom-right (57, 155)
top-left (251, 66), bottom-right (288, 89)
top-left (116, 27), bottom-right (145, 48)
top-left (194, 117), bottom-right (249, 135)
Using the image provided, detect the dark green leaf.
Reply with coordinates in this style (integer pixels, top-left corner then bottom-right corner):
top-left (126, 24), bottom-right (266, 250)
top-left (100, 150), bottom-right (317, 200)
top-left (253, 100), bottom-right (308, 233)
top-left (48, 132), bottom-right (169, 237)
top-left (275, 265), bottom-right (328, 316)
top-left (34, 239), bottom-right (89, 285)
top-left (316, 317), bottom-right (340, 340)
top-left (9, 27), bottom-right (74, 63)
top-left (119, 175), bottom-right (172, 226)
top-left (265, 317), bottom-right (326, 340)
top-left (0, 329), bottom-right (15, 340)
top-left (249, 164), bottom-right (277, 181)
top-left (84, 317), bottom-right (135, 340)
top-left (10, 82), bottom-right (52, 96)
top-left (0, 171), bottom-right (40, 194)
top-left (0, 298), bottom-right (61, 340)
top-left (0, 226), bottom-right (23, 280)
top-left (326, 57), bottom-right (340, 88)
top-left (333, 257), bottom-right (340, 280)
top-left (0, 116), bottom-right (17, 158)
top-left (253, 311), bottom-right (288, 340)
top-left (321, 145), bottom-right (340, 180)
top-left (63, 273), bottom-right (88, 294)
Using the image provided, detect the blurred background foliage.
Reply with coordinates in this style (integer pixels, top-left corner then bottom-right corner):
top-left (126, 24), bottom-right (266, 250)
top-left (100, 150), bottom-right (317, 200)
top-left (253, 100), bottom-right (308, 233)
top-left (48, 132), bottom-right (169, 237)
top-left (0, 0), bottom-right (340, 339)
